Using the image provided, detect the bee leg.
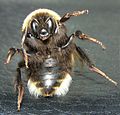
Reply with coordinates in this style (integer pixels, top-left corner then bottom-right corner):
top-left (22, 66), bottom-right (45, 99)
top-left (4, 48), bottom-right (16, 64)
top-left (89, 65), bottom-right (117, 86)
top-left (22, 49), bottom-right (29, 68)
top-left (75, 30), bottom-right (106, 49)
top-left (60, 10), bottom-right (88, 23)
top-left (14, 61), bottom-right (25, 111)
top-left (76, 46), bottom-right (117, 86)
top-left (17, 85), bottom-right (24, 111)
top-left (75, 46), bottom-right (93, 66)
top-left (4, 48), bottom-right (23, 64)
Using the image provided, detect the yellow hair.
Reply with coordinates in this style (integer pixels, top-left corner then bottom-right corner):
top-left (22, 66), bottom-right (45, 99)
top-left (22, 8), bottom-right (61, 32)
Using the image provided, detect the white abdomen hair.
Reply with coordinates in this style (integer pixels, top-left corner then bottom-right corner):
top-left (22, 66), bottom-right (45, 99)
top-left (27, 73), bottom-right (72, 98)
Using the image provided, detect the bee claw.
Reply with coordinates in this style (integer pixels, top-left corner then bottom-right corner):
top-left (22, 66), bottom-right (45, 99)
top-left (17, 108), bottom-right (20, 112)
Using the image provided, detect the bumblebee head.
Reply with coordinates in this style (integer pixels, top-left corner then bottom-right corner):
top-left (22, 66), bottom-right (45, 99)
top-left (22, 9), bottom-right (61, 42)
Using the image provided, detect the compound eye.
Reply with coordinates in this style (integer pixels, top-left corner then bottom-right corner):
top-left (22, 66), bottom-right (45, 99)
top-left (31, 20), bottom-right (39, 34)
top-left (47, 18), bottom-right (52, 28)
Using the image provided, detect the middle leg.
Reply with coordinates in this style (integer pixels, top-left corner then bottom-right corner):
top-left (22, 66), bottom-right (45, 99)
top-left (75, 30), bottom-right (106, 49)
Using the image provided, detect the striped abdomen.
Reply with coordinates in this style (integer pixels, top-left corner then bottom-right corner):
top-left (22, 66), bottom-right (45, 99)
top-left (27, 57), bottom-right (72, 97)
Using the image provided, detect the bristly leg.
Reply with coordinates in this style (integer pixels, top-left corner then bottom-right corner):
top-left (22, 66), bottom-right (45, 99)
top-left (89, 65), bottom-right (117, 86)
top-left (4, 48), bottom-right (23, 64)
top-left (76, 46), bottom-right (117, 86)
top-left (60, 10), bottom-right (88, 23)
top-left (17, 85), bottom-right (24, 111)
top-left (22, 49), bottom-right (29, 68)
top-left (21, 28), bottom-right (29, 68)
top-left (14, 61), bottom-right (25, 111)
top-left (75, 30), bottom-right (106, 49)
top-left (5, 48), bottom-right (25, 111)
top-left (4, 48), bottom-right (17, 64)
top-left (58, 30), bottom-right (106, 50)
top-left (4, 47), bottom-right (29, 68)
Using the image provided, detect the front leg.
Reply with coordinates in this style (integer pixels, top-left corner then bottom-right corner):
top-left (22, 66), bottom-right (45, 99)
top-left (60, 10), bottom-right (88, 23)
top-left (14, 61), bottom-right (25, 111)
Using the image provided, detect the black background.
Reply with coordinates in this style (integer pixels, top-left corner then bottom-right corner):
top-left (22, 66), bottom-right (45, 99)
top-left (0, 0), bottom-right (120, 114)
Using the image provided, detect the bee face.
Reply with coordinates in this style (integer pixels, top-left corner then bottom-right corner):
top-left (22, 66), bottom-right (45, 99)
top-left (29, 16), bottom-right (57, 41)
top-left (22, 9), bottom-right (61, 42)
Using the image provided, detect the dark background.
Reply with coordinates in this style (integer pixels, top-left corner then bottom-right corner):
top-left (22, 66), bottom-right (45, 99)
top-left (0, 0), bottom-right (120, 114)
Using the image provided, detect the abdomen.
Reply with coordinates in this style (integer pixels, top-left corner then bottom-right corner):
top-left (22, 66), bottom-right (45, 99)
top-left (27, 57), bottom-right (73, 98)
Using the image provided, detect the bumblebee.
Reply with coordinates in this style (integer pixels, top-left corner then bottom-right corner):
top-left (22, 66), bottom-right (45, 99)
top-left (5, 8), bottom-right (117, 111)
